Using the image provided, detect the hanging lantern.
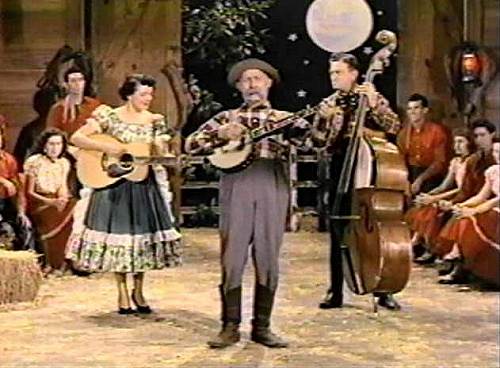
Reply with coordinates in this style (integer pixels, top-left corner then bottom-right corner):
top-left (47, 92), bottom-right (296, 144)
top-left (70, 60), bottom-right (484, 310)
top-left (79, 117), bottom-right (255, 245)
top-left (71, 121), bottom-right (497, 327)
top-left (461, 51), bottom-right (482, 83)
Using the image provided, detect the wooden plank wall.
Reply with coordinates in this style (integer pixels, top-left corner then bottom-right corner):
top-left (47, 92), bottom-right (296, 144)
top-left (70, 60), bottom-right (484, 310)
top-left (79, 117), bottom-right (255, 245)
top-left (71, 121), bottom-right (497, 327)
top-left (481, 0), bottom-right (500, 127)
top-left (398, 0), bottom-right (500, 130)
top-left (0, 0), bottom-right (183, 214)
top-left (90, 0), bottom-right (182, 122)
top-left (0, 0), bottom-right (182, 151)
top-left (0, 0), bottom-right (83, 151)
top-left (397, 0), bottom-right (463, 126)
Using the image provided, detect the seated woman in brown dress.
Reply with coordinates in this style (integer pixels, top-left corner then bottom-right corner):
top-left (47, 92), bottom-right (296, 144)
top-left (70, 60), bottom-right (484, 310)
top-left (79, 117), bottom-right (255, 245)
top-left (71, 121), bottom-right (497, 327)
top-left (24, 128), bottom-right (75, 275)
top-left (406, 129), bottom-right (473, 260)
top-left (417, 120), bottom-right (496, 264)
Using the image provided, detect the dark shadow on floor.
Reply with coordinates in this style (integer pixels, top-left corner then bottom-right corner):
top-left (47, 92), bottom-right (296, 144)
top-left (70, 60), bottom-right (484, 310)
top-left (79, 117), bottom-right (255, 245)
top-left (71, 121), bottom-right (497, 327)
top-left (86, 307), bottom-right (219, 331)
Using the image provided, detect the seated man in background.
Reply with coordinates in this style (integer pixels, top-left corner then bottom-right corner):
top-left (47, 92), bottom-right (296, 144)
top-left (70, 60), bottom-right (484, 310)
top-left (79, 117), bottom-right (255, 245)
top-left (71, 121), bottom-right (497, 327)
top-left (45, 66), bottom-right (100, 197)
top-left (397, 93), bottom-right (452, 262)
top-left (0, 116), bottom-right (33, 251)
top-left (46, 66), bottom-right (101, 138)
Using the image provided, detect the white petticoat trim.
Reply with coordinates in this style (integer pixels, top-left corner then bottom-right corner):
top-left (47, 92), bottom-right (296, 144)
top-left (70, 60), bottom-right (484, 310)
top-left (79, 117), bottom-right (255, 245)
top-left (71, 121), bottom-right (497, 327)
top-left (68, 226), bottom-right (181, 248)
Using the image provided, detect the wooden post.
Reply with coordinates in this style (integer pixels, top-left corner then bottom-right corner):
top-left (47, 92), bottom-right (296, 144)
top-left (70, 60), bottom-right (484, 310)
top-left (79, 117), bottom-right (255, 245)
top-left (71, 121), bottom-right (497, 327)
top-left (89, 0), bottom-right (182, 112)
top-left (89, 0), bottom-right (185, 219)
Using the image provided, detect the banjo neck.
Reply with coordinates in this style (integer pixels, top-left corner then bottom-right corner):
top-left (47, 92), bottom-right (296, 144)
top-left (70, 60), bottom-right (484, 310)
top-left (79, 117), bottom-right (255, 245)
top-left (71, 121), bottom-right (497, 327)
top-left (249, 104), bottom-right (320, 142)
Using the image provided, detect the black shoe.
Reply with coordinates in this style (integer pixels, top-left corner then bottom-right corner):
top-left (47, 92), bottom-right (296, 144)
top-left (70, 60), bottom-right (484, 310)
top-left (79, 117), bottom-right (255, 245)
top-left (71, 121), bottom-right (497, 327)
top-left (437, 261), bottom-right (455, 276)
top-left (377, 294), bottom-right (401, 311)
top-left (251, 327), bottom-right (289, 348)
top-left (414, 251), bottom-right (436, 265)
top-left (412, 242), bottom-right (426, 259)
top-left (318, 289), bottom-right (343, 309)
top-left (131, 290), bottom-right (153, 314)
top-left (207, 323), bottom-right (241, 349)
top-left (118, 307), bottom-right (136, 315)
top-left (438, 272), bottom-right (467, 284)
top-left (319, 296), bottom-right (343, 309)
top-left (438, 263), bottom-right (467, 284)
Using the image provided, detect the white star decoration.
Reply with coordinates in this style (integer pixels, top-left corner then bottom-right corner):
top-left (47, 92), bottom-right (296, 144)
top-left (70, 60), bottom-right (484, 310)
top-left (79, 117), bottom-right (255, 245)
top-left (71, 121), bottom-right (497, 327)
top-left (287, 33), bottom-right (298, 42)
top-left (303, 59), bottom-right (310, 65)
top-left (297, 89), bottom-right (307, 98)
top-left (363, 46), bottom-right (373, 55)
top-left (376, 10), bottom-right (384, 16)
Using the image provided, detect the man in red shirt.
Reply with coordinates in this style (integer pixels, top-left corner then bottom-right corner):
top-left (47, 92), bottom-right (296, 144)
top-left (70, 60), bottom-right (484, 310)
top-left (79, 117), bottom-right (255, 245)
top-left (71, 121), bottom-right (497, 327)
top-left (397, 94), bottom-right (452, 263)
top-left (397, 94), bottom-right (451, 196)
top-left (45, 67), bottom-right (100, 197)
top-left (46, 66), bottom-right (100, 139)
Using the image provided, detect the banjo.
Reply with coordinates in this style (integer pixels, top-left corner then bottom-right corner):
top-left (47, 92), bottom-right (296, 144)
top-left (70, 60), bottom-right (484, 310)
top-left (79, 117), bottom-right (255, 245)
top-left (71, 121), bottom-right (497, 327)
top-left (206, 104), bottom-right (322, 173)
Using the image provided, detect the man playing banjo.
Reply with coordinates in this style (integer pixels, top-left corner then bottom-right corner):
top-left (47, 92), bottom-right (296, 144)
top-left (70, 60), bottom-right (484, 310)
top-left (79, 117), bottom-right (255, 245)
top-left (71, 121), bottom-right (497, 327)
top-left (185, 58), bottom-right (309, 349)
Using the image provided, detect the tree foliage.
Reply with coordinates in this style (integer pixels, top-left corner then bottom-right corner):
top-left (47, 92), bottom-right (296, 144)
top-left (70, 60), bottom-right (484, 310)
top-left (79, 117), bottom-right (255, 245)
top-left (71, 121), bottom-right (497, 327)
top-left (183, 0), bottom-right (275, 68)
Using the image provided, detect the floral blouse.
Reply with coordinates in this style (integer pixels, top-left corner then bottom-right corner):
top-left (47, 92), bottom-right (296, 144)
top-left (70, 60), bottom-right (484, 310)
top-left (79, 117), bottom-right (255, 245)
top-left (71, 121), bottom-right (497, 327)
top-left (23, 154), bottom-right (70, 195)
top-left (86, 104), bottom-right (171, 144)
top-left (485, 164), bottom-right (499, 197)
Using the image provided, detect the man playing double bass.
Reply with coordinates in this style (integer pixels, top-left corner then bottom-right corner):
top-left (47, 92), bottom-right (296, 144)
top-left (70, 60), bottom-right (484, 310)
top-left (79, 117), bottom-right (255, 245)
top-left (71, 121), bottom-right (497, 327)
top-left (312, 52), bottom-right (403, 310)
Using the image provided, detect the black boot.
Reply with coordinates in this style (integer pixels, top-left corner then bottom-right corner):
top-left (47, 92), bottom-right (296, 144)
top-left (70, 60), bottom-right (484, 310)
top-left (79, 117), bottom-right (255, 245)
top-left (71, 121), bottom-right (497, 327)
top-left (320, 221), bottom-right (344, 309)
top-left (319, 289), bottom-right (343, 309)
top-left (207, 286), bottom-right (241, 349)
top-left (376, 293), bottom-right (401, 311)
top-left (251, 284), bottom-right (288, 348)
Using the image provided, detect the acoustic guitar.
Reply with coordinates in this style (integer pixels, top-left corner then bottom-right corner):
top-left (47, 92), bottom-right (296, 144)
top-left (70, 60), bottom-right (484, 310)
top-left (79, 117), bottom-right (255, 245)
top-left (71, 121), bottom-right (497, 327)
top-left (75, 134), bottom-right (181, 189)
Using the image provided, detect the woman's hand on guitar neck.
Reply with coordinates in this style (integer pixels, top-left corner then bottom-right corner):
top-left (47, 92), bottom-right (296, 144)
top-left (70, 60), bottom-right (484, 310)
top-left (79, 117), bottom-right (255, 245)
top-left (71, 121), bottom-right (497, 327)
top-left (217, 122), bottom-right (246, 141)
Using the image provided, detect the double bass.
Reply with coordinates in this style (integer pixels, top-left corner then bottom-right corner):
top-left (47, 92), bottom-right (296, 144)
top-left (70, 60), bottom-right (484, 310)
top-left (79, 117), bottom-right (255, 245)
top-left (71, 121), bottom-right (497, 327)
top-left (331, 30), bottom-right (412, 300)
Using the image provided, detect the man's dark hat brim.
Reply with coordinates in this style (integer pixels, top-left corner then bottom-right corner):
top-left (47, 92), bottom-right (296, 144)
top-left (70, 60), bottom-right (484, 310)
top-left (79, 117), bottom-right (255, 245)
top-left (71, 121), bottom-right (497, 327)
top-left (227, 58), bottom-right (280, 86)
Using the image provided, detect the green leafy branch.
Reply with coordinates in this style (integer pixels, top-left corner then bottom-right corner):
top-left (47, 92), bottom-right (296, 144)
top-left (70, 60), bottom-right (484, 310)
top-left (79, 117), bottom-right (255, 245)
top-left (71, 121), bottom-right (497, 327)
top-left (183, 0), bottom-right (275, 68)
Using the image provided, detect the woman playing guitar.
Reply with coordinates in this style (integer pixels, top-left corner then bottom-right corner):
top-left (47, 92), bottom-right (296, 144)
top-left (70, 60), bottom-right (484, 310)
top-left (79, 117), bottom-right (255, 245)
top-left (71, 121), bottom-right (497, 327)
top-left (66, 74), bottom-right (182, 315)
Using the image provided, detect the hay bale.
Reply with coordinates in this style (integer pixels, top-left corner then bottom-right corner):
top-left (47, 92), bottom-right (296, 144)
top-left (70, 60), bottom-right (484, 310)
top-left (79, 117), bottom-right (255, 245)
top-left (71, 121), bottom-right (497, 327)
top-left (0, 250), bottom-right (42, 304)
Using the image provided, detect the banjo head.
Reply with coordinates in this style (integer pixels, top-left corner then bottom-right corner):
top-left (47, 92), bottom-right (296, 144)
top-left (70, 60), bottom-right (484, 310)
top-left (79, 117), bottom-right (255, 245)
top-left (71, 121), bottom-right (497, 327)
top-left (208, 144), bottom-right (253, 170)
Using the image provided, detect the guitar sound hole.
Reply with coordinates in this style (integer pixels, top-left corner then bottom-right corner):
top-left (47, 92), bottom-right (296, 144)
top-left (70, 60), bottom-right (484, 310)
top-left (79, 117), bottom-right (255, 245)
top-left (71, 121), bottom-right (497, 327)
top-left (119, 153), bottom-right (134, 169)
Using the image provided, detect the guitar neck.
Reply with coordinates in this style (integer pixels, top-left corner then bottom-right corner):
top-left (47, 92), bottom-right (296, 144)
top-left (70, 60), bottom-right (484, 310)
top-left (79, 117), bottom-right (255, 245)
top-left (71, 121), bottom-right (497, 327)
top-left (134, 156), bottom-right (179, 166)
